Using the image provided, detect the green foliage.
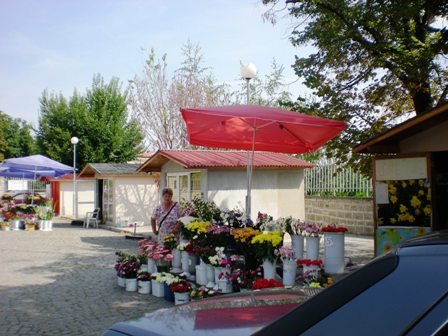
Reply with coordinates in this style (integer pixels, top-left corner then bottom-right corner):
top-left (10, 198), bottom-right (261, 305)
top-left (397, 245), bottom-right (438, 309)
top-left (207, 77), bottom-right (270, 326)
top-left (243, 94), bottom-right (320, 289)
top-left (0, 112), bottom-right (37, 160)
top-left (36, 75), bottom-right (144, 168)
top-left (263, 0), bottom-right (448, 175)
top-left (191, 196), bottom-right (222, 222)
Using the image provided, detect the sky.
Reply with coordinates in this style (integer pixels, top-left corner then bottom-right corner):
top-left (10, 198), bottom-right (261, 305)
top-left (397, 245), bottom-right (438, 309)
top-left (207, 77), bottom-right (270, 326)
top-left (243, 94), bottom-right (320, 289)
top-left (0, 0), bottom-right (311, 127)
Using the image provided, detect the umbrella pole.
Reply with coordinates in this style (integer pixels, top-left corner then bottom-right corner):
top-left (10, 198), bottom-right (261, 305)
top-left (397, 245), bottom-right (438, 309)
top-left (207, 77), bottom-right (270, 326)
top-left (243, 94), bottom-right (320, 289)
top-left (246, 128), bottom-right (256, 219)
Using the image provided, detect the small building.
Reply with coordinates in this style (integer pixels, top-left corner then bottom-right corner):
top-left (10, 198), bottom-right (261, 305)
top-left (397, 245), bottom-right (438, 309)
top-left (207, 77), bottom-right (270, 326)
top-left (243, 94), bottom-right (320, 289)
top-left (138, 149), bottom-right (314, 219)
top-left (353, 102), bottom-right (448, 255)
top-left (78, 163), bottom-right (159, 227)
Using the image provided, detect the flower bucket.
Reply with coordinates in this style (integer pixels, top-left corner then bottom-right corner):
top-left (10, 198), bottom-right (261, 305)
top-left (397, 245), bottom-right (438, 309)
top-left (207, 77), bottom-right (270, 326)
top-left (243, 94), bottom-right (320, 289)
top-left (164, 283), bottom-right (175, 302)
top-left (147, 258), bottom-right (157, 274)
top-left (171, 249), bottom-right (182, 273)
top-left (10, 220), bottom-right (22, 231)
top-left (291, 235), bottom-right (304, 260)
top-left (140, 264), bottom-right (148, 272)
top-left (262, 259), bottom-right (277, 280)
top-left (174, 292), bottom-right (190, 305)
top-left (181, 252), bottom-right (198, 273)
top-left (217, 279), bottom-right (233, 293)
top-left (117, 276), bottom-right (125, 287)
top-left (138, 280), bottom-right (151, 294)
top-left (282, 259), bottom-right (297, 287)
top-left (205, 264), bottom-right (215, 287)
top-left (214, 266), bottom-right (229, 284)
top-left (25, 223), bottom-right (36, 231)
top-left (125, 278), bottom-right (137, 292)
top-left (306, 236), bottom-right (320, 260)
top-left (39, 220), bottom-right (53, 231)
top-left (195, 260), bottom-right (208, 285)
top-left (151, 279), bottom-right (164, 297)
top-left (323, 232), bottom-right (345, 274)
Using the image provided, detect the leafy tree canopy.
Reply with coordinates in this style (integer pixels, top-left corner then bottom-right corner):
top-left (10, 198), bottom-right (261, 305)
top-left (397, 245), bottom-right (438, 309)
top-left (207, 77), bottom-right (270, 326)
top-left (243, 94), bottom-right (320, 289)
top-left (263, 0), bottom-right (448, 175)
top-left (36, 75), bottom-right (144, 168)
top-left (0, 112), bottom-right (37, 161)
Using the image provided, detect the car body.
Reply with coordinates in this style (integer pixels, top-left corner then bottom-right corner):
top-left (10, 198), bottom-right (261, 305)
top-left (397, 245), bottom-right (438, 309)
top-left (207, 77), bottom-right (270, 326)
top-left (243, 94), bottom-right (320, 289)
top-left (104, 231), bottom-right (448, 336)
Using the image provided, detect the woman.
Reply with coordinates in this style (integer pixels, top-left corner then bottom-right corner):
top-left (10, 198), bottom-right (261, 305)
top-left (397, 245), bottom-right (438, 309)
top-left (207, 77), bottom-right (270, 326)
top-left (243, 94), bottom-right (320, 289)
top-left (151, 188), bottom-right (183, 243)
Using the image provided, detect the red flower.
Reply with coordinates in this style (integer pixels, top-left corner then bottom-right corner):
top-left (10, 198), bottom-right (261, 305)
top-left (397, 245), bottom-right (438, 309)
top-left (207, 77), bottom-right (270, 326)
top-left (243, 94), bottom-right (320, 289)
top-left (320, 225), bottom-right (348, 233)
top-left (296, 259), bottom-right (323, 267)
top-left (252, 278), bottom-right (283, 290)
top-left (169, 280), bottom-right (192, 293)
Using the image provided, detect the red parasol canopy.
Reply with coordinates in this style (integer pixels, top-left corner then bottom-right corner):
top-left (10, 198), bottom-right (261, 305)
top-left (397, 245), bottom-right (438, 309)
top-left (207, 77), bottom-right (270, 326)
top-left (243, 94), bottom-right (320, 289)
top-left (180, 105), bottom-right (346, 154)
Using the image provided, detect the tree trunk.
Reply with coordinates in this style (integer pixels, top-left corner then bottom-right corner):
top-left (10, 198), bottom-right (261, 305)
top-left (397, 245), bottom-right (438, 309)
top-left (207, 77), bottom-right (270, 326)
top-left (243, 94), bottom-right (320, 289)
top-left (411, 80), bottom-right (433, 115)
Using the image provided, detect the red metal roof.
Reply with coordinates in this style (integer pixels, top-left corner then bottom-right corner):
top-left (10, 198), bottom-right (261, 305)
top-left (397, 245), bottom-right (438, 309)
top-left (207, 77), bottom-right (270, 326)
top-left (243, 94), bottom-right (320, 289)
top-left (139, 150), bottom-right (314, 171)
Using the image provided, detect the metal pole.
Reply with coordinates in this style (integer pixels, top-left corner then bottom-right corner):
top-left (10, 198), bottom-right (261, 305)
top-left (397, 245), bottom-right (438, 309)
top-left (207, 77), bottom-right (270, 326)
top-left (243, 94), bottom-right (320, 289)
top-left (245, 78), bottom-right (251, 219)
top-left (73, 143), bottom-right (77, 219)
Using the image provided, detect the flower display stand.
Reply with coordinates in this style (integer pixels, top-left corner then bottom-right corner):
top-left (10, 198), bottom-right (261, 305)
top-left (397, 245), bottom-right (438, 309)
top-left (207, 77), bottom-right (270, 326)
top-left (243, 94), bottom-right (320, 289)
top-left (151, 280), bottom-right (164, 297)
top-left (174, 292), bottom-right (190, 305)
top-left (138, 280), bottom-right (151, 294)
top-left (282, 259), bottom-right (297, 286)
top-left (291, 234), bottom-right (304, 260)
top-left (262, 259), bottom-right (277, 280)
top-left (171, 249), bottom-right (182, 273)
top-left (125, 278), bottom-right (137, 291)
top-left (323, 232), bottom-right (345, 274)
top-left (306, 236), bottom-right (320, 260)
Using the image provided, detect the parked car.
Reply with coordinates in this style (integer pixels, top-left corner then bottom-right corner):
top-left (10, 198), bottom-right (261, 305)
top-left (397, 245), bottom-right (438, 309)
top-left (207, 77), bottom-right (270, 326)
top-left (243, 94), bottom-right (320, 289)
top-left (104, 231), bottom-right (448, 336)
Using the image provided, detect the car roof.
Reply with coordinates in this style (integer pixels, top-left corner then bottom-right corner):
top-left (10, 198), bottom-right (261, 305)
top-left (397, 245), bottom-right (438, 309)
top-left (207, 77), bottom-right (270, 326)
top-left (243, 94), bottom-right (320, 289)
top-left (398, 230), bottom-right (448, 248)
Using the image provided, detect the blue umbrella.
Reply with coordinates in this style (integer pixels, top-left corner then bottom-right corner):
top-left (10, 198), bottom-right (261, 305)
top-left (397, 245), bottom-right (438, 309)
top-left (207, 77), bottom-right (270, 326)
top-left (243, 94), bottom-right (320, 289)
top-left (0, 155), bottom-right (73, 177)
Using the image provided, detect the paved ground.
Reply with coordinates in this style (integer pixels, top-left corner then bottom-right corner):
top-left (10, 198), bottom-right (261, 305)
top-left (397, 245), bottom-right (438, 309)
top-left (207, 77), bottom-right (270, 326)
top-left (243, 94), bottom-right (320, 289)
top-left (0, 220), bottom-right (374, 336)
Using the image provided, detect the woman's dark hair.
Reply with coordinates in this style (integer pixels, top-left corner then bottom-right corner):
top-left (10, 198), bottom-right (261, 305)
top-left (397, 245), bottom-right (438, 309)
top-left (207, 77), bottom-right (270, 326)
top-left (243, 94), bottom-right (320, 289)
top-left (162, 188), bottom-right (173, 197)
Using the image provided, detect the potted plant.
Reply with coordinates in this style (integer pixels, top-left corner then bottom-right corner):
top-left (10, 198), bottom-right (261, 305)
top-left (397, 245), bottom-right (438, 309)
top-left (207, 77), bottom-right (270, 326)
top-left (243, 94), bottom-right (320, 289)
top-left (275, 247), bottom-right (296, 287)
top-left (137, 271), bottom-right (152, 294)
top-left (250, 231), bottom-right (283, 280)
top-left (169, 279), bottom-right (192, 305)
top-left (121, 259), bottom-right (140, 291)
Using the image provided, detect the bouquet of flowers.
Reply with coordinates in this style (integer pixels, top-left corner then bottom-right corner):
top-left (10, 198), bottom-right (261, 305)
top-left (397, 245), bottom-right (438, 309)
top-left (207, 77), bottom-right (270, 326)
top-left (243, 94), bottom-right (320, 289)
top-left (163, 234), bottom-right (178, 250)
top-left (252, 278), bottom-right (284, 290)
top-left (296, 259), bottom-right (323, 268)
top-left (180, 200), bottom-right (197, 217)
top-left (283, 218), bottom-right (307, 236)
top-left (320, 224), bottom-right (348, 233)
top-left (231, 227), bottom-right (261, 244)
top-left (148, 245), bottom-right (173, 264)
top-left (191, 197), bottom-right (222, 222)
top-left (137, 238), bottom-right (155, 254)
top-left (250, 231), bottom-right (283, 263)
top-left (208, 246), bottom-right (227, 266)
top-left (120, 260), bottom-right (140, 279)
top-left (169, 279), bottom-right (192, 293)
top-left (274, 247), bottom-right (295, 261)
top-left (137, 271), bottom-right (152, 281)
top-left (151, 272), bottom-right (175, 284)
top-left (181, 220), bottom-right (212, 241)
top-left (207, 225), bottom-right (234, 248)
top-left (256, 212), bottom-right (273, 230)
top-left (303, 222), bottom-right (321, 237)
top-left (220, 208), bottom-right (252, 228)
top-left (190, 286), bottom-right (220, 300)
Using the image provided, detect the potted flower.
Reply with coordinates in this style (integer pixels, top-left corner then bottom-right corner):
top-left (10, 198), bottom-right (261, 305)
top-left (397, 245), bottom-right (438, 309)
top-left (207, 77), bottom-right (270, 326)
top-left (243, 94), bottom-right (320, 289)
top-left (303, 222), bottom-right (321, 260)
top-left (163, 234), bottom-right (182, 272)
top-left (121, 259), bottom-right (140, 291)
top-left (275, 247), bottom-right (296, 287)
top-left (114, 251), bottom-right (131, 287)
top-left (250, 231), bottom-right (283, 280)
top-left (169, 279), bottom-right (192, 305)
top-left (137, 271), bottom-right (152, 294)
top-left (321, 224), bottom-right (348, 274)
top-left (283, 218), bottom-right (307, 259)
top-left (190, 286), bottom-right (221, 301)
top-left (149, 245), bottom-right (173, 273)
top-left (231, 227), bottom-right (262, 271)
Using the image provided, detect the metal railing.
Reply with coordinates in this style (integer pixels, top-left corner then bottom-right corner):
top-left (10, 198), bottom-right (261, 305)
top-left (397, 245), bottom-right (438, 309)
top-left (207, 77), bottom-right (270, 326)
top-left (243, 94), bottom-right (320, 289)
top-left (2, 177), bottom-right (47, 195)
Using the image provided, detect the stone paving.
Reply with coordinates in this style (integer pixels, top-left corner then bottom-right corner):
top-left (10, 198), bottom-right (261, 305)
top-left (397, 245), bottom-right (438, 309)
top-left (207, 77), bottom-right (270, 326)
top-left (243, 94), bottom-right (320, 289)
top-left (0, 221), bottom-right (374, 336)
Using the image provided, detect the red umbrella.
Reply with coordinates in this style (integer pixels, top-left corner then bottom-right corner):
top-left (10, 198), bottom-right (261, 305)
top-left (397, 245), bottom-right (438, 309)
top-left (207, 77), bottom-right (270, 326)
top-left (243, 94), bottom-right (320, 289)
top-left (180, 105), bottom-right (346, 216)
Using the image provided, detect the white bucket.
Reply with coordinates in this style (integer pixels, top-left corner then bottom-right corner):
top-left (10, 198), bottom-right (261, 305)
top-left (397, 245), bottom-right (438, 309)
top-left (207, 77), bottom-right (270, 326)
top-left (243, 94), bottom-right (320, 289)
top-left (205, 264), bottom-right (215, 287)
top-left (147, 258), bottom-right (157, 274)
top-left (151, 280), bottom-right (165, 297)
top-left (217, 279), bottom-right (233, 293)
top-left (291, 235), bottom-right (304, 260)
top-left (282, 259), bottom-right (297, 286)
top-left (138, 280), bottom-right (151, 294)
top-left (174, 292), bottom-right (190, 305)
top-left (262, 259), bottom-right (277, 280)
top-left (195, 260), bottom-right (208, 285)
top-left (171, 249), bottom-right (182, 273)
top-left (324, 232), bottom-right (345, 274)
top-left (306, 236), bottom-right (320, 260)
top-left (117, 276), bottom-right (125, 287)
top-left (125, 278), bottom-right (137, 292)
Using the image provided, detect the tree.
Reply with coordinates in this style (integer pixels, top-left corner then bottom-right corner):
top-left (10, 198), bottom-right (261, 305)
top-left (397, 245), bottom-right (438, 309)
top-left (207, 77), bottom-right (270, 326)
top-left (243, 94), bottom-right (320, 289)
top-left (0, 111), bottom-right (37, 160)
top-left (36, 75), bottom-right (144, 168)
top-left (130, 42), bottom-right (294, 151)
top-left (262, 0), bottom-right (448, 174)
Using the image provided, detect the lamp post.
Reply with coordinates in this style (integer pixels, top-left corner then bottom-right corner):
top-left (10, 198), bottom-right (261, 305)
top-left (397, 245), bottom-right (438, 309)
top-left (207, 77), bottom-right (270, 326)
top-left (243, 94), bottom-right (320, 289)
top-left (71, 136), bottom-right (79, 219)
top-left (240, 63), bottom-right (257, 219)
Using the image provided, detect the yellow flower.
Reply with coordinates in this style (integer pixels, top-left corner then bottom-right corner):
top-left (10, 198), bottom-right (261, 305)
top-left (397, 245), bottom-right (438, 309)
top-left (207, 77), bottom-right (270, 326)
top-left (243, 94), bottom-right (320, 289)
top-left (410, 196), bottom-right (421, 209)
top-left (423, 206), bottom-right (432, 216)
top-left (185, 221), bottom-right (212, 234)
top-left (231, 227), bottom-right (261, 243)
top-left (407, 215), bottom-right (415, 223)
top-left (418, 179), bottom-right (424, 186)
top-left (401, 182), bottom-right (407, 188)
top-left (418, 190), bottom-right (425, 197)
top-left (399, 204), bottom-right (408, 213)
top-left (309, 282), bottom-right (321, 288)
top-left (390, 218), bottom-right (397, 224)
top-left (390, 195), bottom-right (398, 204)
top-left (398, 213), bottom-right (408, 222)
top-left (388, 184), bottom-right (397, 195)
top-left (251, 231), bottom-right (283, 247)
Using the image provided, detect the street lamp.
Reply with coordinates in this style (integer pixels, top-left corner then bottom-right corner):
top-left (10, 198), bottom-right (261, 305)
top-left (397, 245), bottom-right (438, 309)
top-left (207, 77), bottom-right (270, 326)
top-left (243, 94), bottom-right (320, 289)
top-left (71, 136), bottom-right (79, 219)
top-left (240, 63), bottom-right (257, 219)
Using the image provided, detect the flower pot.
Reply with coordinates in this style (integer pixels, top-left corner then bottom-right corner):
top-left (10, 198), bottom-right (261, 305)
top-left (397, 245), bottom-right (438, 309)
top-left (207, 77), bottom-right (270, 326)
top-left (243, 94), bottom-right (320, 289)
top-left (217, 279), bottom-right (233, 293)
top-left (164, 283), bottom-right (175, 302)
top-left (282, 259), bottom-right (297, 287)
top-left (25, 223), bottom-right (36, 231)
top-left (181, 252), bottom-right (198, 273)
top-left (291, 235), bottom-right (304, 260)
top-left (151, 280), bottom-right (164, 297)
top-left (171, 249), bottom-right (182, 273)
top-left (214, 266), bottom-right (229, 284)
top-left (195, 259), bottom-right (208, 285)
top-left (117, 276), bottom-right (125, 287)
top-left (323, 232), bottom-right (345, 274)
top-left (9, 220), bottom-right (22, 231)
top-left (262, 259), bottom-right (277, 280)
top-left (138, 280), bottom-right (151, 294)
top-left (125, 278), bottom-right (137, 291)
top-left (39, 220), bottom-right (53, 231)
top-left (306, 236), bottom-right (320, 260)
top-left (174, 292), bottom-right (190, 305)
top-left (147, 258), bottom-right (157, 274)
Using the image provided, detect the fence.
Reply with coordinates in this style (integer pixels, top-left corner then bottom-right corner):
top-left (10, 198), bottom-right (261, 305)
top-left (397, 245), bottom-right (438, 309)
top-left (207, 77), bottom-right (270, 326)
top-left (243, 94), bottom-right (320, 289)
top-left (305, 164), bottom-right (372, 197)
top-left (3, 177), bottom-right (47, 194)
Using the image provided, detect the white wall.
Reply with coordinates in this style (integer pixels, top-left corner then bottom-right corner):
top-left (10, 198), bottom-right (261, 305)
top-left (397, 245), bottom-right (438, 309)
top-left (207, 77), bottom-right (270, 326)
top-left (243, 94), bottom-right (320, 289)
top-left (113, 176), bottom-right (158, 227)
top-left (59, 180), bottom-right (96, 218)
top-left (400, 119), bottom-right (448, 153)
top-left (207, 169), bottom-right (305, 219)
